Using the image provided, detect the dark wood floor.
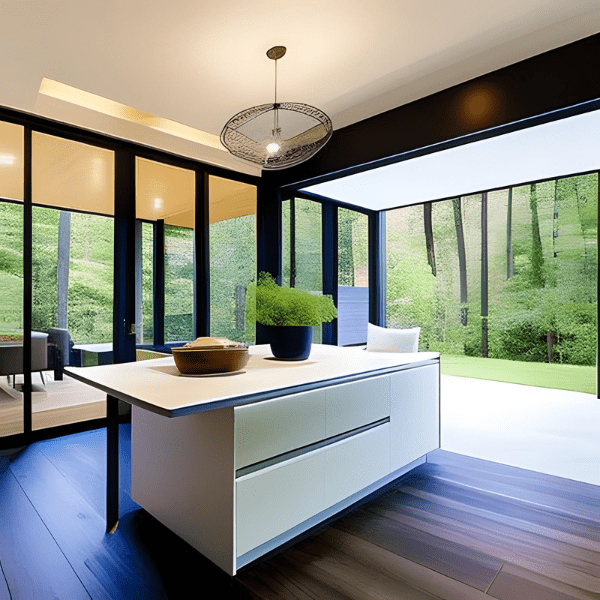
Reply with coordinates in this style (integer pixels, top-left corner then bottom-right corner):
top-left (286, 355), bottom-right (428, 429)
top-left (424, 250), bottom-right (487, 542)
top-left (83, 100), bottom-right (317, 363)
top-left (1, 426), bottom-right (598, 600)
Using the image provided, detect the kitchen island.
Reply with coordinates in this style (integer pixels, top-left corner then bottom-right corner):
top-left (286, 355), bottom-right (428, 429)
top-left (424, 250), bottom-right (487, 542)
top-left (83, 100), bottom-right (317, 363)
top-left (66, 343), bottom-right (440, 576)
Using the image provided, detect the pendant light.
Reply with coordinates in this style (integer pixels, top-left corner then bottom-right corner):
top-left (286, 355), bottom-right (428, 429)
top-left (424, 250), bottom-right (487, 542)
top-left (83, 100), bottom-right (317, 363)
top-left (220, 46), bottom-right (332, 170)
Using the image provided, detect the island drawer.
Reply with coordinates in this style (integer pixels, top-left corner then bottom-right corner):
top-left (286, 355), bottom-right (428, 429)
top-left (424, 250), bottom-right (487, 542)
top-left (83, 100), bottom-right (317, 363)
top-left (234, 374), bottom-right (391, 470)
top-left (235, 449), bottom-right (326, 557)
top-left (234, 387), bottom-right (327, 470)
top-left (325, 374), bottom-right (390, 437)
top-left (235, 420), bottom-right (391, 558)
top-left (324, 421), bottom-right (391, 508)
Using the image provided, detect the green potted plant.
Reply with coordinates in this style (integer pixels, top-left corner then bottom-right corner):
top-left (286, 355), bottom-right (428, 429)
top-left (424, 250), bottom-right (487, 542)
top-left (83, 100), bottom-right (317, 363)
top-left (248, 272), bottom-right (337, 360)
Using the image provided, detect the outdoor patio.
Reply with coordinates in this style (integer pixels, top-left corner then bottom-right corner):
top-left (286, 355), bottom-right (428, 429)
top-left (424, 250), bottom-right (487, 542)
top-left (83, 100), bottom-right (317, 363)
top-left (0, 372), bottom-right (106, 436)
top-left (441, 374), bottom-right (600, 487)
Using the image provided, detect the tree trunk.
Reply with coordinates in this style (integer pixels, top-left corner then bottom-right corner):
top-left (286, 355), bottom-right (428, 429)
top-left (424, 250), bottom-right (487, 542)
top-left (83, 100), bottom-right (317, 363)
top-left (552, 180), bottom-right (559, 258)
top-left (452, 198), bottom-right (468, 325)
top-left (506, 188), bottom-right (514, 278)
top-left (529, 184), bottom-right (545, 287)
top-left (424, 202), bottom-right (436, 277)
top-left (57, 211), bottom-right (71, 329)
top-left (547, 330), bottom-right (557, 363)
top-left (481, 192), bottom-right (488, 358)
top-left (235, 284), bottom-right (246, 333)
top-left (573, 179), bottom-right (588, 274)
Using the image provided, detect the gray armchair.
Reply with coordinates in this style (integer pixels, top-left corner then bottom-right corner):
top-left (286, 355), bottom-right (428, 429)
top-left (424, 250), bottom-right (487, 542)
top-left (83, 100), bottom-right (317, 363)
top-left (0, 332), bottom-right (49, 387)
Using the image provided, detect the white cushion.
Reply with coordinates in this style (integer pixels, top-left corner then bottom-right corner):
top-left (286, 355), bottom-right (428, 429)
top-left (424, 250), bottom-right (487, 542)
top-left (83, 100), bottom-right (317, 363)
top-left (366, 323), bottom-right (420, 353)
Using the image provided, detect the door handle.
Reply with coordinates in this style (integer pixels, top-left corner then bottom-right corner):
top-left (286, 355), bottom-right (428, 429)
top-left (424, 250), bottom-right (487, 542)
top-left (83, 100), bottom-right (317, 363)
top-left (123, 319), bottom-right (136, 336)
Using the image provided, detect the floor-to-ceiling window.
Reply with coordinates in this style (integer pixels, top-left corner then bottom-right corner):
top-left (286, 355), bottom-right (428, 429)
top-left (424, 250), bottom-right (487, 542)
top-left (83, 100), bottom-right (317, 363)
top-left (386, 173), bottom-right (598, 393)
top-left (29, 132), bottom-right (115, 429)
top-left (282, 198), bottom-right (323, 343)
top-left (209, 175), bottom-right (257, 344)
top-left (136, 157), bottom-right (195, 345)
top-left (0, 120), bottom-right (24, 436)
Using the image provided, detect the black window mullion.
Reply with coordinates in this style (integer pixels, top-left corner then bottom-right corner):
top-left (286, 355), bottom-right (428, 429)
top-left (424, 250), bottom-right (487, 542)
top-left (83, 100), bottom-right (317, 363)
top-left (113, 149), bottom-right (136, 364)
top-left (153, 220), bottom-right (165, 346)
top-left (368, 211), bottom-right (386, 327)
top-left (322, 203), bottom-right (338, 345)
top-left (23, 126), bottom-right (32, 434)
top-left (194, 171), bottom-right (210, 338)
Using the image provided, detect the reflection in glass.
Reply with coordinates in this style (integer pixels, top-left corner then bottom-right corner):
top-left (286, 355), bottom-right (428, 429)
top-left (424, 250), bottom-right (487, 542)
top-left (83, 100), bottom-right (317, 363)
top-left (0, 122), bottom-right (24, 201)
top-left (32, 132), bottom-right (114, 215)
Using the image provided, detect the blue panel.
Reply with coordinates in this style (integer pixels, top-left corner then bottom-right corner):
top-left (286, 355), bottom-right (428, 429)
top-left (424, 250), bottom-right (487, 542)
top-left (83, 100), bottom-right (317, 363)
top-left (337, 285), bottom-right (369, 346)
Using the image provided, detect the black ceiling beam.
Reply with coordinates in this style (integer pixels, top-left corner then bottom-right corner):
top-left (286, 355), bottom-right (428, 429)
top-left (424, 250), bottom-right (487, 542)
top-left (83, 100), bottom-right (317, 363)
top-left (266, 33), bottom-right (600, 191)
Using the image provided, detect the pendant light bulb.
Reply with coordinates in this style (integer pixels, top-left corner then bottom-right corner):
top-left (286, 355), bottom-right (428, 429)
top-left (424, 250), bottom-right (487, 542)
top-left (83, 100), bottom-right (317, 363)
top-left (266, 141), bottom-right (280, 154)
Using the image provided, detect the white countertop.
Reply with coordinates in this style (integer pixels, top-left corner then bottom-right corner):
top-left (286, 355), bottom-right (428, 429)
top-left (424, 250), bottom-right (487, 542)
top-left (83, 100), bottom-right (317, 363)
top-left (65, 344), bottom-right (439, 417)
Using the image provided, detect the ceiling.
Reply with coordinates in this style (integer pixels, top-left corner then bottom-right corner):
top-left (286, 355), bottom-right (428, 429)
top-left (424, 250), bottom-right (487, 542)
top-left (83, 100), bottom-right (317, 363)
top-left (301, 108), bottom-right (600, 210)
top-left (2, 1), bottom-right (599, 176)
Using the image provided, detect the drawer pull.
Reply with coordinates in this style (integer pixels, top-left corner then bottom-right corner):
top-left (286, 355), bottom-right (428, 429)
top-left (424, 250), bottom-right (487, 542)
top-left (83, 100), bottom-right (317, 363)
top-left (236, 417), bottom-right (390, 479)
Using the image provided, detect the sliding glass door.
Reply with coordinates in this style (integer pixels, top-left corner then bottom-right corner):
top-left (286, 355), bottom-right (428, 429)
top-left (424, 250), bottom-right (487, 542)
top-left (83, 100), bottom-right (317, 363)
top-left (0, 120), bottom-right (24, 436)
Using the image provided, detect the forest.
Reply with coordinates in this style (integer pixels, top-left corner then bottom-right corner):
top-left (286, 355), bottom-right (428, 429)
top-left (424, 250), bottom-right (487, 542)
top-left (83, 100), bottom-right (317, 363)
top-left (386, 173), bottom-right (597, 365)
top-left (0, 203), bottom-right (256, 346)
top-left (0, 172), bottom-right (597, 369)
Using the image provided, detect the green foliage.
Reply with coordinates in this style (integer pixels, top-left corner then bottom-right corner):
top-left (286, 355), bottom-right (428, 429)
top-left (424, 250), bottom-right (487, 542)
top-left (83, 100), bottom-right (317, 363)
top-left (528, 184), bottom-right (545, 287)
top-left (251, 272), bottom-right (337, 327)
top-left (210, 215), bottom-right (256, 343)
top-left (386, 174), bottom-right (597, 367)
top-left (0, 271), bottom-right (22, 334)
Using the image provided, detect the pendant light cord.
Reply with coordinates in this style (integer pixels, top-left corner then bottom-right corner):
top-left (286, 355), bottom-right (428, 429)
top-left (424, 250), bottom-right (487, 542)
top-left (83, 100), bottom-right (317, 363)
top-left (274, 59), bottom-right (279, 133)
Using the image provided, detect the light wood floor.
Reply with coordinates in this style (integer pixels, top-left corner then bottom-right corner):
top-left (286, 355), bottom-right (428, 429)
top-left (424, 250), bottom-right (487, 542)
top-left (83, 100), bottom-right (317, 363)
top-left (0, 372), bottom-right (106, 436)
top-left (0, 427), bottom-right (597, 600)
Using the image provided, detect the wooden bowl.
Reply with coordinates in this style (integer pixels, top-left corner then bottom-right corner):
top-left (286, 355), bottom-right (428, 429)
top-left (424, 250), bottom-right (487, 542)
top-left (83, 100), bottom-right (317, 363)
top-left (172, 346), bottom-right (249, 375)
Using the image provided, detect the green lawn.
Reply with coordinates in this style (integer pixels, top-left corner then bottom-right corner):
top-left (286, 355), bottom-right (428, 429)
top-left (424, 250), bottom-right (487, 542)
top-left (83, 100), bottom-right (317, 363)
top-left (440, 354), bottom-right (597, 395)
top-left (0, 271), bottom-right (22, 335)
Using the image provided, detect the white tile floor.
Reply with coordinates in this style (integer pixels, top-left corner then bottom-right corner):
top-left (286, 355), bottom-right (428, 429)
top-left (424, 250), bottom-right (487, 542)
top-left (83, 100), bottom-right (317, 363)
top-left (441, 375), bottom-right (600, 486)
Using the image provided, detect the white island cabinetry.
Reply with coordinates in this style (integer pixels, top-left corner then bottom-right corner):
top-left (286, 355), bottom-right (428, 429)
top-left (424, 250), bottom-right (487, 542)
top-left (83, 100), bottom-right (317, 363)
top-left (70, 344), bottom-right (440, 576)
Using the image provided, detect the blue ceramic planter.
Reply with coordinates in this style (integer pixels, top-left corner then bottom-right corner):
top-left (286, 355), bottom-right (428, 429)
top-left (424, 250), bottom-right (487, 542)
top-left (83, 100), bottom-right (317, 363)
top-left (258, 324), bottom-right (313, 360)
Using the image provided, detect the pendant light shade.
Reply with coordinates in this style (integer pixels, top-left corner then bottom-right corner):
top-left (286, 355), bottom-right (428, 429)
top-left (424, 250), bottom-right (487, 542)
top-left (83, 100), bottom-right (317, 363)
top-left (220, 47), bottom-right (332, 170)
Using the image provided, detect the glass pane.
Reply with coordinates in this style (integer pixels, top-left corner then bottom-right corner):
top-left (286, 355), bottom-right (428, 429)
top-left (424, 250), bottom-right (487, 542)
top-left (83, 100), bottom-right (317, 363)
top-left (386, 204), bottom-right (432, 349)
top-left (165, 224), bottom-right (194, 342)
top-left (30, 207), bottom-right (114, 430)
top-left (0, 121), bottom-right (24, 201)
top-left (137, 222), bottom-right (154, 344)
top-left (0, 199), bottom-right (23, 436)
top-left (32, 132), bottom-right (114, 215)
top-left (31, 133), bottom-right (115, 430)
top-left (136, 157), bottom-right (195, 345)
top-left (488, 176), bottom-right (597, 366)
top-left (281, 200), bottom-right (291, 287)
top-left (209, 176), bottom-right (257, 344)
top-left (338, 208), bottom-right (369, 345)
top-left (294, 199), bottom-right (323, 344)
top-left (386, 173), bottom-right (597, 391)
top-left (136, 158), bottom-right (195, 227)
